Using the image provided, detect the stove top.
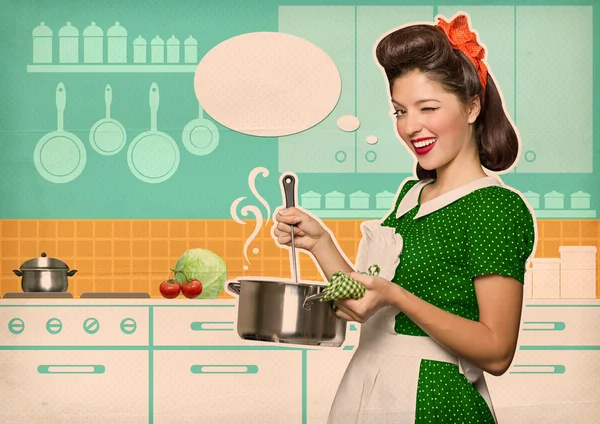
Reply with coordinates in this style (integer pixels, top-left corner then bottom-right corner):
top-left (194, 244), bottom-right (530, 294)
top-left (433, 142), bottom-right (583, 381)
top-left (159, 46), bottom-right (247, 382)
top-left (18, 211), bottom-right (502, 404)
top-left (79, 292), bottom-right (150, 299)
top-left (2, 292), bottom-right (73, 299)
top-left (2, 292), bottom-right (151, 299)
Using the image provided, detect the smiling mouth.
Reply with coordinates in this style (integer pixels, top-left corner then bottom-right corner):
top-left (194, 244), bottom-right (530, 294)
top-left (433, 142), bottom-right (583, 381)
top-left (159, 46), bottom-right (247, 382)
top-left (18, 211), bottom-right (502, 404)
top-left (411, 138), bottom-right (437, 148)
top-left (411, 137), bottom-right (437, 155)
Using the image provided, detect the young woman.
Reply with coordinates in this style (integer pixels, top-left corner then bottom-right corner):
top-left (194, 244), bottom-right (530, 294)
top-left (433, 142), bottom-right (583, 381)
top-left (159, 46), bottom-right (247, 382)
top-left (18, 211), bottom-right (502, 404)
top-left (273, 13), bottom-right (536, 423)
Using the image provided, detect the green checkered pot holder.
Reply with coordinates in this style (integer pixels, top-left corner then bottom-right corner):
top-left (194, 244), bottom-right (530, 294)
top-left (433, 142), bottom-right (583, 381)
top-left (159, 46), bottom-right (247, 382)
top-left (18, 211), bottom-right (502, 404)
top-left (319, 264), bottom-right (380, 302)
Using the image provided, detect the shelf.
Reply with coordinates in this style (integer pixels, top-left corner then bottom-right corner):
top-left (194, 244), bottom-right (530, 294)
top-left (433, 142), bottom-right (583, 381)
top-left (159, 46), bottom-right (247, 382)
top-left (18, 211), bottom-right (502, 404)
top-left (307, 209), bottom-right (597, 219)
top-left (533, 209), bottom-right (596, 218)
top-left (308, 209), bottom-right (390, 219)
top-left (27, 64), bottom-right (197, 73)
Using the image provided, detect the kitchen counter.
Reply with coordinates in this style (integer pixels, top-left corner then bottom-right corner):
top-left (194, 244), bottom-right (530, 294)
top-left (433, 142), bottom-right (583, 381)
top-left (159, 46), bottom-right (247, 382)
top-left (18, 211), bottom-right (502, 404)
top-left (1, 299), bottom-right (599, 423)
top-left (0, 298), bottom-right (360, 424)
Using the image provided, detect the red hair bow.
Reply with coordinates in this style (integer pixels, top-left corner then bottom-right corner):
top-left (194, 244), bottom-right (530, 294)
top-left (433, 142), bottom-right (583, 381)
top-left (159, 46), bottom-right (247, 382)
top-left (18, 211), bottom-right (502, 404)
top-left (436, 14), bottom-right (488, 93)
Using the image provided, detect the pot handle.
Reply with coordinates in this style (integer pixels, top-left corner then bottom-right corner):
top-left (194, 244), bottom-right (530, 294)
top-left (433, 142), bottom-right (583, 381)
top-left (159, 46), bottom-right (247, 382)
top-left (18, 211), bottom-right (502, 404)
top-left (227, 280), bottom-right (241, 296)
top-left (67, 269), bottom-right (78, 277)
top-left (13, 269), bottom-right (23, 277)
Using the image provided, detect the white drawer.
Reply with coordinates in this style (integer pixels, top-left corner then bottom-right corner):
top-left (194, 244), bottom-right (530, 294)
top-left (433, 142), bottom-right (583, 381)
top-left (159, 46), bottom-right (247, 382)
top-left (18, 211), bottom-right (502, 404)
top-left (519, 305), bottom-right (600, 345)
top-left (487, 349), bottom-right (600, 423)
top-left (153, 350), bottom-right (303, 423)
top-left (153, 306), bottom-right (361, 348)
top-left (0, 306), bottom-right (149, 346)
top-left (152, 305), bottom-right (257, 346)
top-left (0, 350), bottom-right (148, 424)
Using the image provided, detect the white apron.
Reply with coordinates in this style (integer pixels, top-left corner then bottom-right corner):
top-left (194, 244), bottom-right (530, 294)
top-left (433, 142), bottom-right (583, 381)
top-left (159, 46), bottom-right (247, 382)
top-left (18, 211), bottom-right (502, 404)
top-left (328, 218), bottom-right (498, 424)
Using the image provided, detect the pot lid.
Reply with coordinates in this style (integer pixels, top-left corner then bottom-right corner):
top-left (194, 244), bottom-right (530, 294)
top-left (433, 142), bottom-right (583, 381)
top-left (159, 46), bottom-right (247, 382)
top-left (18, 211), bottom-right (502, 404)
top-left (325, 191), bottom-right (345, 198)
top-left (544, 190), bottom-right (564, 198)
top-left (349, 190), bottom-right (370, 198)
top-left (570, 190), bottom-right (591, 198)
top-left (301, 190), bottom-right (321, 198)
top-left (20, 252), bottom-right (69, 270)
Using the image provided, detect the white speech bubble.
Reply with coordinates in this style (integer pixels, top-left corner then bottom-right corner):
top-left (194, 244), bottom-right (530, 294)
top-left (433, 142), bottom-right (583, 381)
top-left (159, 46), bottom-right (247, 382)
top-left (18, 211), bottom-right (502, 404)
top-left (337, 115), bottom-right (360, 132)
top-left (366, 135), bottom-right (378, 145)
top-left (194, 32), bottom-right (341, 137)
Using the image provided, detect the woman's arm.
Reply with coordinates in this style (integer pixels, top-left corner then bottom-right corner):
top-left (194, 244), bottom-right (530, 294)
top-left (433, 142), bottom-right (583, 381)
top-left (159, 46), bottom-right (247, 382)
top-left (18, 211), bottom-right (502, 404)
top-left (388, 273), bottom-right (523, 376)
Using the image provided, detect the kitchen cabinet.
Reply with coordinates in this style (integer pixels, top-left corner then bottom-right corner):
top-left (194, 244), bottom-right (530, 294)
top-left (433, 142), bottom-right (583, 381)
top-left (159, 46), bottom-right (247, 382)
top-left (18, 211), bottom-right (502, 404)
top-left (153, 350), bottom-right (303, 424)
top-left (515, 6), bottom-right (593, 173)
top-left (355, 6), bottom-right (433, 174)
top-left (518, 303), bottom-right (600, 346)
top-left (278, 6), bottom-right (356, 174)
top-left (0, 350), bottom-right (149, 424)
top-left (487, 350), bottom-right (600, 423)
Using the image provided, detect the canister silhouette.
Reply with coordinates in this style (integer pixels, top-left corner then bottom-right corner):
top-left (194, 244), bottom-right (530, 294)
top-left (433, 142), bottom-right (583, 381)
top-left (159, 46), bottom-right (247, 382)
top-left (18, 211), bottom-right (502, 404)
top-left (166, 35), bottom-right (180, 63)
top-left (32, 22), bottom-right (53, 64)
top-left (151, 36), bottom-right (164, 63)
top-left (58, 22), bottom-right (79, 63)
top-left (107, 22), bottom-right (127, 63)
top-left (184, 35), bottom-right (198, 64)
top-left (133, 35), bottom-right (147, 63)
top-left (83, 22), bottom-right (103, 63)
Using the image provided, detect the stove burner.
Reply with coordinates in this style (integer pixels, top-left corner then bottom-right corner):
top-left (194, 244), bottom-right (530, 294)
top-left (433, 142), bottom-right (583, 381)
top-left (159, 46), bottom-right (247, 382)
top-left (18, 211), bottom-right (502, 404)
top-left (2, 292), bottom-right (74, 299)
top-left (79, 292), bottom-right (150, 299)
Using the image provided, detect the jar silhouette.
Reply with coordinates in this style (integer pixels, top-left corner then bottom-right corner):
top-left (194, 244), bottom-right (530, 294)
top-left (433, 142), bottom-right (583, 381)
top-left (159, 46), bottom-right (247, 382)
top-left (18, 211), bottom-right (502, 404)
top-left (83, 22), bottom-right (103, 63)
top-left (107, 22), bottom-right (127, 63)
top-left (133, 35), bottom-right (147, 63)
top-left (184, 35), bottom-right (198, 64)
top-left (166, 35), bottom-right (180, 63)
top-left (151, 36), bottom-right (164, 63)
top-left (33, 22), bottom-right (53, 64)
top-left (58, 22), bottom-right (79, 64)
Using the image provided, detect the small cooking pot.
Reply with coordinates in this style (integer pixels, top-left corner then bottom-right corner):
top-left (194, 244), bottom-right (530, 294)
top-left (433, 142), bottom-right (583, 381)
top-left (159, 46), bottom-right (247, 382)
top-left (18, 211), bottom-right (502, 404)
top-left (227, 277), bottom-right (346, 347)
top-left (13, 252), bottom-right (77, 292)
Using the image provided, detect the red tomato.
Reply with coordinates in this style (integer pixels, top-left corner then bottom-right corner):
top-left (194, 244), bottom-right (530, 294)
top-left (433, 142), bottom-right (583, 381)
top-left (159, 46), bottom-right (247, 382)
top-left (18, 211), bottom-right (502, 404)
top-left (182, 278), bottom-right (203, 299)
top-left (160, 279), bottom-right (181, 299)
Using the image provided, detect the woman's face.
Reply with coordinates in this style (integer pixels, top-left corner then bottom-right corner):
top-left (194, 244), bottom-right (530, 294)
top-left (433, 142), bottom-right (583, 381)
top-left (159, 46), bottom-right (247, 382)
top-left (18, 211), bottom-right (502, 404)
top-left (391, 70), bottom-right (480, 172)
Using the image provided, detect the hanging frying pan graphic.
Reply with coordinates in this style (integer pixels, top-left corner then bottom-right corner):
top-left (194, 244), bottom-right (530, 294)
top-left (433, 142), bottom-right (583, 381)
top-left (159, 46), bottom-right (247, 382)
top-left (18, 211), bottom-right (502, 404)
top-left (89, 84), bottom-right (127, 155)
top-left (33, 83), bottom-right (87, 184)
top-left (127, 82), bottom-right (180, 184)
top-left (181, 102), bottom-right (220, 156)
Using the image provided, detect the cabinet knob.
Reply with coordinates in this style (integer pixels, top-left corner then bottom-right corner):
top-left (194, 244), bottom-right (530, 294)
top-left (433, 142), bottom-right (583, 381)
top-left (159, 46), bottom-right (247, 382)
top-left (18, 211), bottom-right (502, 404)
top-left (524, 150), bottom-right (536, 162)
top-left (335, 150), bottom-right (347, 163)
top-left (365, 150), bottom-right (377, 163)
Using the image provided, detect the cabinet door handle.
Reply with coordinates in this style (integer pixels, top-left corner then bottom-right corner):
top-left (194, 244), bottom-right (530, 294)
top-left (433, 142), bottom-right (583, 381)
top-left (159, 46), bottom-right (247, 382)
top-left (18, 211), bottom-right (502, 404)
top-left (190, 365), bottom-right (259, 374)
top-left (190, 321), bottom-right (235, 331)
top-left (37, 365), bottom-right (106, 374)
top-left (510, 364), bottom-right (566, 375)
top-left (522, 321), bottom-right (566, 331)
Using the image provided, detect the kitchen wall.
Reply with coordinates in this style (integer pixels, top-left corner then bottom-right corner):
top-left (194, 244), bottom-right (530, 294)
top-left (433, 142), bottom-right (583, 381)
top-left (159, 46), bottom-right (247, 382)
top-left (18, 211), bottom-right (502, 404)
top-left (1, 218), bottom-right (598, 298)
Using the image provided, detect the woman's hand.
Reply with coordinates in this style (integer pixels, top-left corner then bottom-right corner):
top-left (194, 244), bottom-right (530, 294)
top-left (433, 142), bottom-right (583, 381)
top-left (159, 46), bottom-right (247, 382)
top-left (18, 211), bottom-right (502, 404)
top-left (272, 206), bottom-right (328, 253)
top-left (334, 272), bottom-right (401, 323)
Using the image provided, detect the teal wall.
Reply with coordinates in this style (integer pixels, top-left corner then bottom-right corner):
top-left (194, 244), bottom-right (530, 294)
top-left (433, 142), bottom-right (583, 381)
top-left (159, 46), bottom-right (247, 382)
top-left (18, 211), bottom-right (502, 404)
top-left (0, 0), bottom-right (598, 219)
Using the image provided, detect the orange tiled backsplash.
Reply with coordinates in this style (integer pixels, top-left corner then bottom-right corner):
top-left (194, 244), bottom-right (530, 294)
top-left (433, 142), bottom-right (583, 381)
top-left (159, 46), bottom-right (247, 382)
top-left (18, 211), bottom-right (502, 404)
top-left (1, 219), bottom-right (599, 298)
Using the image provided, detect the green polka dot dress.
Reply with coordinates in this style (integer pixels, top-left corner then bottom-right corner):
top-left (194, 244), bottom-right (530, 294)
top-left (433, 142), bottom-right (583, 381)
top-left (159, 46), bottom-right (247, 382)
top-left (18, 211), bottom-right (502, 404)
top-left (378, 177), bottom-right (536, 423)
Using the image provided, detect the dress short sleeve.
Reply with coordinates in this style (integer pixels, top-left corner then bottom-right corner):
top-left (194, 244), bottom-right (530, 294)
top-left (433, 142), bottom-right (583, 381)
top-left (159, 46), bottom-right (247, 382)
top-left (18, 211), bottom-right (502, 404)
top-left (467, 188), bottom-right (536, 284)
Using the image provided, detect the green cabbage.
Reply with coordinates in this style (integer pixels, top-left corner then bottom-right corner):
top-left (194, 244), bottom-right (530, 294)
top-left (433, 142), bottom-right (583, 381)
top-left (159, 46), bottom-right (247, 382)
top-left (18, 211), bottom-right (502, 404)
top-left (173, 248), bottom-right (227, 299)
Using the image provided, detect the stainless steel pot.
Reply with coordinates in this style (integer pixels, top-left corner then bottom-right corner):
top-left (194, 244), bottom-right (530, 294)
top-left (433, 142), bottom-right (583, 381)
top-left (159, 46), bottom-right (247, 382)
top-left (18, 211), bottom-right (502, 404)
top-left (13, 252), bottom-right (77, 292)
top-left (227, 277), bottom-right (346, 347)
top-left (226, 173), bottom-right (346, 347)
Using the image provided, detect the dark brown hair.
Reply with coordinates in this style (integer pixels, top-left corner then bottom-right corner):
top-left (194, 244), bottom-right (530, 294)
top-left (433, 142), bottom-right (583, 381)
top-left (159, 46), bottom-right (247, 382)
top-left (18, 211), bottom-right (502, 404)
top-left (375, 24), bottom-right (519, 180)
